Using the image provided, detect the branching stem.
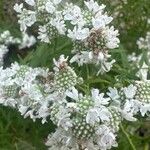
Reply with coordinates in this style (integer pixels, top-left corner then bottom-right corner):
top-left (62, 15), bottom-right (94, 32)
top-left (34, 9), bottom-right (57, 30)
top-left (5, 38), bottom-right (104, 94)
top-left (120, 124), bottom-right (136, 150)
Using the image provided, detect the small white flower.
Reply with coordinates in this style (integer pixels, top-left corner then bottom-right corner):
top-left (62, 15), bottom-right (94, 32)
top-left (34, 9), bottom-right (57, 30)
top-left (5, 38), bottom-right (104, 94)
top-left (67, 27), bottom-right (90, 40)
top-left (107, 87), bottom-right (120, 101)
top-left (140, 103), bottom-right (150, 116)
top-left (18, 105), bottom-right (29, 116)
top-left (70, 51), bottom-right (90, 66)
top-left (63, 4), bottom-right (84, 26)
top-left (86, 106), bottom-right (111, 125)
top-left (84, 0), bottom-right (105, 14)
top-left (97, 59), bottom-right (116, 75)
top-left (92, 15), bottom-right (113, 29)
top-left (102, 26), bottom-right (120, 49)
top-left (123, 84), bottom-right (137, 99)
top-left (91, 89), bottom-right (110, 105)
top-left (121, 100), bottom-right (137, 121)
top-left (136, 62), bottom-right (149, 81)
top-left (57, 106), bottom-right (73, 130)
top-left (86, 108), bottom-right (100, 125)
top-left (19, 33), bottom-right (36, 49)
top-left (137, 32), bottom-right (150, 51)
top-left (18, 9), bottom-right (36, 31)
top-left (50, 12), bottom-right (66, 35)
top-left (38, 25), bottom-right (50, 43)
top-left (53, 55), bottom-right (68, 69)
top-left (14, 3), bottom-right (23, 13)
top-left (25, 0), bottom-right (35, 6)
top-left (96, 125), bottom-right (118, 150)
top-left (45, 1), bottom-right (56, 14)
top-left (66, 87), bottom-right (79, 101)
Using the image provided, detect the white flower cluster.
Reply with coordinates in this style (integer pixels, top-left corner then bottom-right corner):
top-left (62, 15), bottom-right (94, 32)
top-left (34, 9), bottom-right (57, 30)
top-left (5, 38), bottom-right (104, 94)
top-left (128, 32), bottom-right (150, 80)
top-left (108, 81), bottom-right (150, 122)
top-left (137, 32), bottom-right (150, 51)
top-left (0, 62), bottom-right (50, 122)
top-left (0, 55), bottom-right (81, 124)
top-left (14, 0), bottom-right (65, 38)
top-left (1, 55), bottom-right (150, 149)
top-left (1, 0), bottom-right (149, 149)
top-left (0, 30), bottom-right (36, 66)
top-left (46, 78), bottom-right (150, 150)
top-left (14, 0), bottom-right (120, 74)
top-left (0, 30), bottom-right (20, 66)
top-left (129, 31), bottom-right (150, 65)
top-left (14, 3), bottom-right (36, 32)
top-left (128, 53), bottom-right (149, 81)
top-left (45, 76), bottom-right (148, 150)
top-left (0, 30), bottom-right (20, 45)
top-left (46, 88), bottom-right (121, 150)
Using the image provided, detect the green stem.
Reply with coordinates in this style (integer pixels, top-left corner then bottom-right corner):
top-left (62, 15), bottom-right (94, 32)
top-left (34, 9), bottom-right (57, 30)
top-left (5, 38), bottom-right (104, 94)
top-left (54, 37), bottom-right (58, 52)
top-left (86, 64), bottom-right (90, 93)
top-left (76, 85), bottom-right (87, 93)
top-left (86, 64), bottom-right (90, 79)
top-left (144, 143), bottom-right (149, 150)
top-left (120, 124), bottom-right (136, 150)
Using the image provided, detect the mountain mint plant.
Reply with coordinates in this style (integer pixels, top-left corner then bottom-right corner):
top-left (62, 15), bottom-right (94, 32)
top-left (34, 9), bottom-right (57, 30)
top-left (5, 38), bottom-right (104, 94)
top-left (0, 0), bottom-right (150, 149)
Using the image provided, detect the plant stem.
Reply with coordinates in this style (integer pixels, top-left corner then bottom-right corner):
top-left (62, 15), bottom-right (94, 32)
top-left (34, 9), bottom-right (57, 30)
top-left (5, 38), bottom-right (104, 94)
top-left (86, 64), bottom-right (90, 79)
top-left (144, 143), bottom-right (149, 150)
top-left (86, 64), bottom-right (90, 92)
top-left (120, 124), bottom-right (136, 150)
top-left (54, 37), bottom-right (57, 52)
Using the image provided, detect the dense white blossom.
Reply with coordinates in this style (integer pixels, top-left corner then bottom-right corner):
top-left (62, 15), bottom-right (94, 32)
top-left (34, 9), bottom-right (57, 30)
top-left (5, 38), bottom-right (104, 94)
top-left (14, 0), bottom-right (120, 74)
top-left (84, 0), bottom-right (106, 14)
top-left (1, 59), bottom-right (150, 150)
top-left (107, 86), bottom-right (137, 122)
top-left (63, 3), bottom-right (84, 26)
top-left (46, 87), bottom-right (122, 150)
top-left (0, 55), bottom-right (81, 123)
top-left (68, 27), bottom-right (90, 41)
top-left (117, 82), bottom-right (150, 119)
top-left (14, 3), bottom-right (36, 31)
top-left (0, 62), bottom-right (50, 121)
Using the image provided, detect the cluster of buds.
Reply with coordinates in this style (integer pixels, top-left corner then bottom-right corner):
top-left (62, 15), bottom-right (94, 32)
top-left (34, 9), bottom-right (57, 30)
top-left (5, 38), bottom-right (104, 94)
top-left (14, 0), bottom-right (120, 74)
